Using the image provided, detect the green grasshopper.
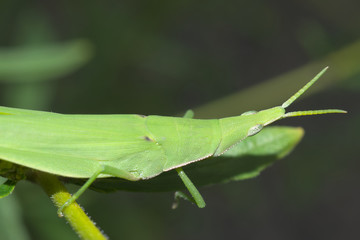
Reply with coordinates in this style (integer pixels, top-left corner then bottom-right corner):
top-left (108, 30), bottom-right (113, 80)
top-left (0, 67), bottom-right (345, 214)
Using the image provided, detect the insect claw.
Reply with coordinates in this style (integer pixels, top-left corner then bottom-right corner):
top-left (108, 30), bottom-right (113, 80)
top-left (57, 201), bottom-right (71, 217)
top-left (172, 191), bottom-right (194, 209)
top-left (57, 208), bottom-right (65, 217)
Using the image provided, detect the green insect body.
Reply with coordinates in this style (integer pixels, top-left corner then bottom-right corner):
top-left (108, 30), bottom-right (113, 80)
top-left (0, 107), bottom-right (282, 178)
top-left (0, 67), bottom-right (346, 214)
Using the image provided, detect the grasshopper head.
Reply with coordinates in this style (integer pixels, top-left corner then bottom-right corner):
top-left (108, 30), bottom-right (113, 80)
top-left (241, 67), bottom-right (347, 138)
top-left (215, 67), bottom-right (346, 156)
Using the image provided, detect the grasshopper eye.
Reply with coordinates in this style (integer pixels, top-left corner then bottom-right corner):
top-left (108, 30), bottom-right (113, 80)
top-left (241, 110), bottom-right (257, 116)
top-left (247, 124), bottom-right (263, 137)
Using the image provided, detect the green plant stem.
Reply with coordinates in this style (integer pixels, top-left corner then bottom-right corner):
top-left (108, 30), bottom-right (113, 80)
top-left (35, 172), bottom-right (107, 240)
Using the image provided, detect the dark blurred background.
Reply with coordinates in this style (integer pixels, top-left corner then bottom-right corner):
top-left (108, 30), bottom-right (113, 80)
top-left (0, 1), bottom-right (359, 239)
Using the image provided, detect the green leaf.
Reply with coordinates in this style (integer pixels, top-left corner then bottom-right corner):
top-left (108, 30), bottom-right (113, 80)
top-left (71, 126), bottom-right (303, 192)
top-left (0, 39), bottom-right (93, 82)
top-left (0, 180), bottom-right (17, 198)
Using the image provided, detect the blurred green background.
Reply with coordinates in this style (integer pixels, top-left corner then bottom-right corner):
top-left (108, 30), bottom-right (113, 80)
top-left (0, 1), bottom-right (359, 239)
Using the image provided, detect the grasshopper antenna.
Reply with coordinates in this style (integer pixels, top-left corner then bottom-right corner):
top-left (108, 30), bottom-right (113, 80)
top-left (281, 67), bottom-right (347, 118)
